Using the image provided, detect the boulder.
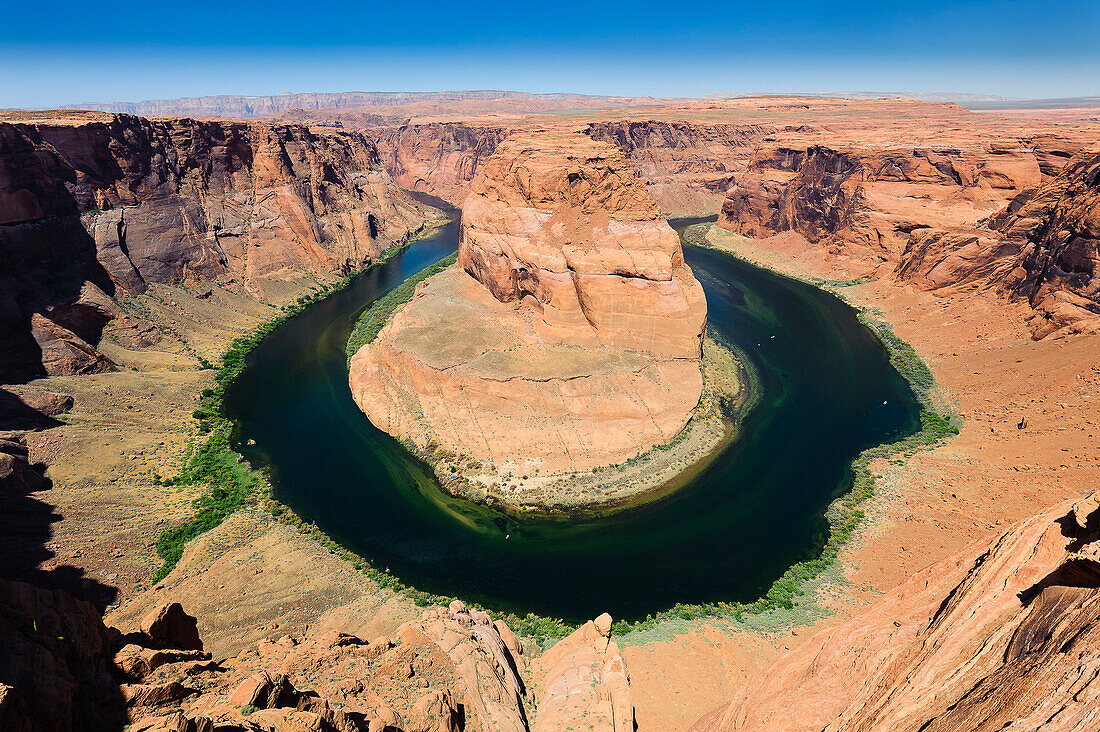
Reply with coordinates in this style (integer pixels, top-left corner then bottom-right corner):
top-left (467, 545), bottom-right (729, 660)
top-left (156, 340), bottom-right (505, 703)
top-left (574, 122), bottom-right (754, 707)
top-left (139, 603), bottom-right (203, 651)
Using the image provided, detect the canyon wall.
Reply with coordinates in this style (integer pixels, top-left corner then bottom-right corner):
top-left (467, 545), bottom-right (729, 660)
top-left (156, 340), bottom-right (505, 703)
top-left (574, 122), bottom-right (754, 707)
top-left (370, 119), bottom-right (785, 216)
top-left (584, 120), bottom-right (786, 216)
top-left (717, 141), bottom-right (1054, 259)
top-left (350, 131), bottom-right (707, 493)
top-left (0, 112), bottom-right (427, 381)
top-left (713, 128), bottom-right (1097, 337)
top-left (371, 122), bottom-right (510, 205)
top-left (692, 492), bottom-right (1100, 732)
top-left (897, 148), bottom-right (1100, 338)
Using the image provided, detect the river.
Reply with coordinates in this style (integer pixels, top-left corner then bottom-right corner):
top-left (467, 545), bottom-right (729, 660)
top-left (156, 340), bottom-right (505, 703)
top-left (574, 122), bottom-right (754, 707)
top-left (224, 198), bottom-right (919, 622)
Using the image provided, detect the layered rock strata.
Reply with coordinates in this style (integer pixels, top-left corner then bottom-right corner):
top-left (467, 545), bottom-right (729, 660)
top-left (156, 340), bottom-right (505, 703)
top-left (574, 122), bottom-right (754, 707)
top-left (371, 122), bottom-right (510, 204)
top-left (712, 122), bottom-right (1097, 337)
top-left (896, 148), bottom-right (1100, 338)
top-left (692, 492), bottom-right (1100, 732)
top-left (350, 132), bottom-right (707, 497)
top-left (0, 111), bottom-right (428, 380)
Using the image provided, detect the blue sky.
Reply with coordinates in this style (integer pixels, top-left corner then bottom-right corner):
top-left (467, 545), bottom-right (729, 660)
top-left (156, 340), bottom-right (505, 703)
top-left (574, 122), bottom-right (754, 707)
top-left (3, 0), bottom-right (1097, 107)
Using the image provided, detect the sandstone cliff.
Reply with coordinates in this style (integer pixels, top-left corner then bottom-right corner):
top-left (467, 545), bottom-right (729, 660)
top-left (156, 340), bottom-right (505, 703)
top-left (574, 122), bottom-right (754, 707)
top-left (717, 142), bottom-right (1046, 260)
top-left (584, 120), bottom-right (783, 216)
top-left (715, 130), bottom-right (1097, 337)
top-left (0, 112), bottom-right (428, 381)
top-left (458, 132), bottom-right (706, 358)
top-left (350, 132), bottom-right (707, 501)
top-left (692, 492), bottom-right (1100, 732)
top-left (897, 148), bottom-right (1100, 338)
top-left (371, 122), bottom-right (509, 205)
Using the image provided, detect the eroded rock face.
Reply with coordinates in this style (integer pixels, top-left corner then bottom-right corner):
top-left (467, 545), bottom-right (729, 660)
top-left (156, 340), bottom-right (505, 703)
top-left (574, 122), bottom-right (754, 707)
top-left (712, 125), bottom-right (1097, 338)
top-left (350, 132), bottom-right (706, 488)
top-left (0, 112), bottom-right (427, 381)
top-left (718, 142), bottom-right (1043, 261)
top-left (584, 120), bottom-right (774, 216)
top-left (691, 493), bottom-right (1100, 732)
top-left (532, 612), bottom-right (634, 732)
top-left (371, 122), bottom-right (509, 205)
top-left (0, 572), bottom-right (637, 732)
top-left (459, 132), bottom-right (707, 359)
top-left (895, 149), bottom-right (1100, 338)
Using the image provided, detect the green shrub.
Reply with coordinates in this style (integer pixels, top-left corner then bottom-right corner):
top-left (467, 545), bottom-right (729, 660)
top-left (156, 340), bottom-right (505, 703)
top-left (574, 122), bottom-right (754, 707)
top-left (149, 235), bottom-right (449, 584)
top-left (346, 254), bottom-right (458, 364)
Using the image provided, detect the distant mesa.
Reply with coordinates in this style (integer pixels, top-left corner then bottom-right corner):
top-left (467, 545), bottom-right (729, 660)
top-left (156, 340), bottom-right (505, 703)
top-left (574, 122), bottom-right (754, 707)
top-left (59, 89), bottom-right (672, 119)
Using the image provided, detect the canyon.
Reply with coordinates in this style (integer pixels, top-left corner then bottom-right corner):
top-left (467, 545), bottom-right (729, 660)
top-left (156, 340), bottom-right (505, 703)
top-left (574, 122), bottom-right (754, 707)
top-left (1, 95), bottom-right (1098, 732)
top-left (0, 111), bottom-right (433, 382)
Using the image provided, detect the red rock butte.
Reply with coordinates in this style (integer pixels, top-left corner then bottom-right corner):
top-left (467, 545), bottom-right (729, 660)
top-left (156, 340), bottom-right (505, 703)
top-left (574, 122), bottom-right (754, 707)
top-left (349, 131), bottom-right (708, 489)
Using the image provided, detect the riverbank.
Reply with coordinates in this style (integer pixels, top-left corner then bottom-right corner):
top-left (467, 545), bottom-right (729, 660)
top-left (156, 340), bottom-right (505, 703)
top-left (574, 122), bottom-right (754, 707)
top-left (346, 259), bottom-right (745, 514)
top-left (622, 224), bottom-right (1100, 731)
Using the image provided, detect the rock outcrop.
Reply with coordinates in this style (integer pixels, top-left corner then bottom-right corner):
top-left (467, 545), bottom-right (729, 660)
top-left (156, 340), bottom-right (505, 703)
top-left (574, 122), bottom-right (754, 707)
top-left (718, 143), bottom-right (1044, 261)
top-left (350, 132), bottom-right (707, 494)
top-left (897, 149), bottom-right (1100, 338)
top-left (458, 132), bottom-right (706, 358)
top-left (585, 120), bottom-right (779, 216)
top-left (691, 493), bottom-right (1100, 732)
top-left (0, 571), bottom-right (633, 732)
top-left (371, 122), bottom-right (510, 204)
top-left (714, 126), bottom-right (1098, 337)
top-left (532, 612), bottom-right (634, 732)
top-left (0, 111), bottom-right (428, 381)
top-left (0, 579), bottom-right (125, 732)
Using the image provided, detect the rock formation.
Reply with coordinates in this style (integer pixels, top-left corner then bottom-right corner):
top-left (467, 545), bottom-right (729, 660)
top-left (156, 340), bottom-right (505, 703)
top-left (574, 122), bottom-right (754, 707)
top-left (350, 132), bottom-right (707, 494)
top-left (532, 612), bottom-right (635, 732)
top-left (0, 570), bottom-right (633, 732)
top-left (0, 111), bottom-right (429, 381)
top-left (370, 122), bottom-right (510, 204)
top-left (691, 492), bottom-right (1100, 731)
top-left (713, 122), bottom-right (1097, 337)
top-left (458, 133), bottom-right (706, 358)
top-left (718, 143), bottom-right (1044, 261)
top-left (897, 149), bottom-right (1100, 338)
top-left (0, 579), bottom-right (126, 731)
top-left (584, 121), bottom-right (778, 216)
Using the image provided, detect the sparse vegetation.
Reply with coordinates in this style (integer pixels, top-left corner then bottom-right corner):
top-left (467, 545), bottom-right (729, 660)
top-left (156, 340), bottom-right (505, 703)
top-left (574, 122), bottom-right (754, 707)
top-left (345, 253), bottom-right (458, 365)
top-left (150, 222), bottom-right (448, 582)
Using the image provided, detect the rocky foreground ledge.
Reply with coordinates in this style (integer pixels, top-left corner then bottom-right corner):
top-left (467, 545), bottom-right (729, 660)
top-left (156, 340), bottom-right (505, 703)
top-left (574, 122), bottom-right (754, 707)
top-left (692, 491), bottom-right (1100, 731)
top-left (349, 131), bottom-right (718, 509)
top-left (0, 577), bottom-right (634, 732)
